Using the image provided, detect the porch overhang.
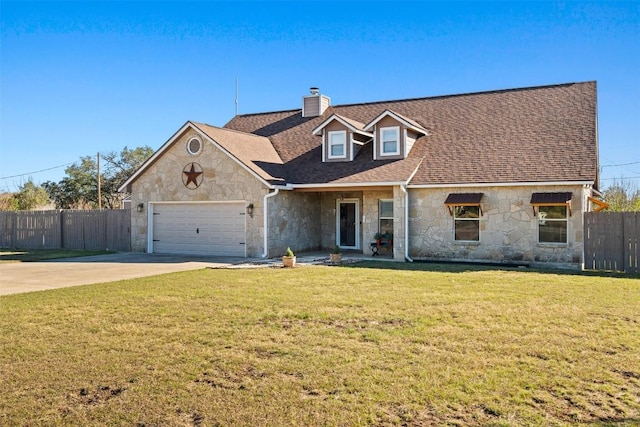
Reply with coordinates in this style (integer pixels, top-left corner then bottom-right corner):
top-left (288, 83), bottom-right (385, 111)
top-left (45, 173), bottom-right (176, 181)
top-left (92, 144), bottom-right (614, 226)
top-left (289, 182), bottom-right (406, 193)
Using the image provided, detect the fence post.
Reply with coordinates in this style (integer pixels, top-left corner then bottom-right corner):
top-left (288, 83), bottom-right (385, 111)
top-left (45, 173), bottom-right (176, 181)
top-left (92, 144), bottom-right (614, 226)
top-left (59, 210), bottom-right (64, 249)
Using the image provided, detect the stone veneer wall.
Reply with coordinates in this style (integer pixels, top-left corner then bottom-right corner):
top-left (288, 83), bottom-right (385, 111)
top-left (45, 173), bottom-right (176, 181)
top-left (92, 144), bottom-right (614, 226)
top-left (268, 191), bottom-right (321, 257)
top-left (408, 185), bottom-right (589, 266)
top-left (362, 189), bottom-right (394, 255)
top-left (129, 129), bottom-right (268, 257)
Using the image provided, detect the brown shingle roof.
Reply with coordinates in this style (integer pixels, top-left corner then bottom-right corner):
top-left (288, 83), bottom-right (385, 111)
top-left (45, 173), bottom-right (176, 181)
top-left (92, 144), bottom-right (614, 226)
top-left (192, 122), bottom-right (285, 184)
top-left (224, 82), bottom-right (598, 186)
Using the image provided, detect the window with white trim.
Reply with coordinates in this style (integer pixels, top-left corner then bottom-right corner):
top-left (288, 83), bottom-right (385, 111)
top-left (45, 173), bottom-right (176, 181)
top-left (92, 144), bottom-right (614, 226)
top-left (328, 130), bottom-right (346, 158)
top-left (379, 200), bottom-right (394, 235)
top-left (453, 206), bottom-right (480, 241)
top-left (187, 136), bottom-right (202, 155)
top-left (380, 126), bottom-right (400, 155)
top-left (537, 206), bottom-right (568, 243)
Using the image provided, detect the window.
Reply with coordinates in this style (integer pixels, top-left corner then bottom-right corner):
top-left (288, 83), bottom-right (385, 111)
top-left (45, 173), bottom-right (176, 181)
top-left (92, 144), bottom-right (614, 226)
top-left (444, 193), bottom-right (483, 242)
top-left (328, 130), bottom-right (346, 158)
top-left (187, 137), bottom-right (202, 155)
top-left (530, 192), bottom-right (571, 244)
top-left (379, 200), bottom-right (394, 235)
top-left (537, 205), bottom-right (568, 243)
top-left (380, 126), bottom-right (399, 155)
top-left (453, 206), bottom-right (480, 241)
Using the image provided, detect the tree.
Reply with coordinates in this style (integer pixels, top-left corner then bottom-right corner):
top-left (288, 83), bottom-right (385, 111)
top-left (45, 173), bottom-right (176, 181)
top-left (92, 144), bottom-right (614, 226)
top-left (1, 179), bottom-right (51, 211)
top-left (43, 156), bottom-right (98, 209)
top-left (0, 192), bottom-right (15, 211)
top-left (602, 179), bottom-right (640, 212)
top-left (43, 146), bottom-right (153, 209)
top-left (101, 146), bottom-right (154, 209)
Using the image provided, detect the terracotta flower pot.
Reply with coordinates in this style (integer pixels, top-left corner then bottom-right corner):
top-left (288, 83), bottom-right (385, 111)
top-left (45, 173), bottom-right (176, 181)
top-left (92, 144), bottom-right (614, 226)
top-left (329, 253), bottom-right (342, 263)
top-left (282, 256), bottom-right (296, 268)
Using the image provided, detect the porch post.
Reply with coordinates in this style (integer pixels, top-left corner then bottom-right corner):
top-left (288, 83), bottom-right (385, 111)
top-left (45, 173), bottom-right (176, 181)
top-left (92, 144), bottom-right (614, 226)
top-left (393, 185), bottom-right (408, 261)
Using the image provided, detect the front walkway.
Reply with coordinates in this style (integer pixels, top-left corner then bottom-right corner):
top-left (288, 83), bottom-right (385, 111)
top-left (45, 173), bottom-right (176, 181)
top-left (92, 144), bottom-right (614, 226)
top-left (223, 250), bottom-right (397, 269)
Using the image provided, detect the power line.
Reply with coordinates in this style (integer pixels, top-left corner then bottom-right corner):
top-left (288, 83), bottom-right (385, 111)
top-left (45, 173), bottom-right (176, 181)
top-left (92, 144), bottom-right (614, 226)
top-left (601, 160), bottom-right (640, 168)
top-left (600, 176), bottom-right (640, 181)
top-left (0, 162), bottom-right (74, 180)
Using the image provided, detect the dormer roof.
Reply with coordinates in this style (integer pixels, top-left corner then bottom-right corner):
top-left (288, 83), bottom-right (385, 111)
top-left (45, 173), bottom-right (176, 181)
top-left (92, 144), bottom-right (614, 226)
top-left (312, 113), bottom-right (373, 138)
top-left (363, 109), bottom-right (429, 135)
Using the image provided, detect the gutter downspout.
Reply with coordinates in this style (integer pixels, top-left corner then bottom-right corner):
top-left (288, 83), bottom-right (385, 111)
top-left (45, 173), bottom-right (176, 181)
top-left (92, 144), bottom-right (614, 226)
top-left (400, 184), bottom-right (413, 262)
top-left (262, 188), bottom-right (279, 258)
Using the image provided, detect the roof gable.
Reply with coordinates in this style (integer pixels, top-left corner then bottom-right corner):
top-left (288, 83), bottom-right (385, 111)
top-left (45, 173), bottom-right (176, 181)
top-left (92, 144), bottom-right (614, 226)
top-left (363, 109), bottom-right (429, 135)
top-left (118, 121), bottom-right (285, 192)
top-left (191, 122), bottom-right (284, 184)
top-left (312, 114), bottom-right (373, 137)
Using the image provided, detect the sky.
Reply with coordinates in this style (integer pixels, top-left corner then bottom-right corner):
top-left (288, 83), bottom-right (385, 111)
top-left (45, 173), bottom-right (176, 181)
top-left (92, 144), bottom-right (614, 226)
top-left (1, 1), bottom-right (639, 193)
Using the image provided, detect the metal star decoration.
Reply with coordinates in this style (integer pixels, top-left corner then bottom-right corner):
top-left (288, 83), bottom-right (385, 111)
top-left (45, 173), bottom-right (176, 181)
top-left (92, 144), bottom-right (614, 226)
top-left (182, 162), bottom-right (203, 189)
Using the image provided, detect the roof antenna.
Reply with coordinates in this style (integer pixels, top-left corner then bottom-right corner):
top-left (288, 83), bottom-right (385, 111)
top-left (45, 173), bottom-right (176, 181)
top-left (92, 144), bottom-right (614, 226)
top-left (235, 77), bottom-right (239, 116)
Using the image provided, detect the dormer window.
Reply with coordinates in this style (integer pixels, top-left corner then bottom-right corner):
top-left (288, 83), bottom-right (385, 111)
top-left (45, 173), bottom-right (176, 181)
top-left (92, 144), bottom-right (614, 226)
top-left (328, 130), bottom-right (347, 159)
top-left (364, 110), bottom-right (428, 161)
top-left (313, 114), bottom-right (373, 162)
top-left (381, 126), bottom-right (400, 156)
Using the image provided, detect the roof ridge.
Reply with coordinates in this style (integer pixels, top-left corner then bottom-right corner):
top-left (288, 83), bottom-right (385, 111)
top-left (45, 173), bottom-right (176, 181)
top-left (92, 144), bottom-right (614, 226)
top-left (232, 108), bottom-right (301, 118)
top-left (227, 81), bottom-right (595, 118)
top-left (192, 121), bottom-right (270, 139)
top-left (333, 81), bottom-right (596, 109)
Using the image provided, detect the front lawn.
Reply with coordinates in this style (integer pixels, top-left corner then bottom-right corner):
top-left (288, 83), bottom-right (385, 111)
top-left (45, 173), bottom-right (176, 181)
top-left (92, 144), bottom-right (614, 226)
top-left (1, 263), bottom-right (638, 426)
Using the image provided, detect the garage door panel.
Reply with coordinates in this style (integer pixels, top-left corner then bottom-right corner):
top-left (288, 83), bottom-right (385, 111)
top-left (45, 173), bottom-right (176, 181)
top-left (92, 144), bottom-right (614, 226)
top-left (151, 203), bottom-right (246, 257)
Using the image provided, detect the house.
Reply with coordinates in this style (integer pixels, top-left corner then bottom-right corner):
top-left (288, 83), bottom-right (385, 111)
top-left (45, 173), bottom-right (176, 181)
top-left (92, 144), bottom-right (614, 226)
top-left (119, 82), bottom-right (599, 268)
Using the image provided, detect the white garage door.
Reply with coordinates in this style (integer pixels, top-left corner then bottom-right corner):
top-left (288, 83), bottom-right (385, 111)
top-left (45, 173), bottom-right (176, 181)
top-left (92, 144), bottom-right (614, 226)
top-left (151, 202), bottom-right (246, 257)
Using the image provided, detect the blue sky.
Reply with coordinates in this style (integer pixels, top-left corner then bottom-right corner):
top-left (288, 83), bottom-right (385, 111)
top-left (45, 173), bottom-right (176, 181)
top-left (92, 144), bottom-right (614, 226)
top-left (1, 1), bottom-right (638, 192)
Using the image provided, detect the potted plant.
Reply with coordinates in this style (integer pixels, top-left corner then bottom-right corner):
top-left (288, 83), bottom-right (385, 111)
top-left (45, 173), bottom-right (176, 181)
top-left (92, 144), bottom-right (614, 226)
top-left (329, 245), bottom-right (342, 263)
top-left (282, 247), bottom-right (296, 268)
top-left (374, 232), bottom-right (382, 246)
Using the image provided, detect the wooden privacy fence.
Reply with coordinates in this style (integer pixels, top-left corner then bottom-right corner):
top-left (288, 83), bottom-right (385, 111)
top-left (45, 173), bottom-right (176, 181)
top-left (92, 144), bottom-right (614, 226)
top-left (0, 209), bottom-right (131, 251)
top-left (584, 212), bottom-right (639, 274)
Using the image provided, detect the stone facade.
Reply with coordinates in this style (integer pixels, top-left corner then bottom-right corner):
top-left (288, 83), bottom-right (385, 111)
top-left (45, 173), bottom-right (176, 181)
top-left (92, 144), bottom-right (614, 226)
top-left (130, 129), bottom-right (269, 256)
top-left (267, 191), bottom-right (321, 257)
top-left (129, 126), bottom-right (590, 267)
top-left (362, 189), bottom-right (395, 256)
top-left (407, 185), bottom-right (589, 266)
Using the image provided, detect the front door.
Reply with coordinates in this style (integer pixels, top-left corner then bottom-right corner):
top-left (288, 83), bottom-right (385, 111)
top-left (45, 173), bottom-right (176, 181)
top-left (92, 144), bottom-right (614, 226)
top-left (337, 200), bottom-right (359, 249)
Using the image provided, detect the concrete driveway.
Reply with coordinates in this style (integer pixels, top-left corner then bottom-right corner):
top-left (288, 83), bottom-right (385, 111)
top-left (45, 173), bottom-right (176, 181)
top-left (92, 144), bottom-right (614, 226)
top-left (0, 253), bottom-right (244, 296)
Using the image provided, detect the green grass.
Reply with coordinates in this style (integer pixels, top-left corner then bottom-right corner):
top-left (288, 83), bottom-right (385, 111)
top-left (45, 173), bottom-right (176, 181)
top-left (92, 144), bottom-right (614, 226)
top-left (0, 249), bottom-right (113, 263)
top-left (1, 263), bottom-right (639, 426)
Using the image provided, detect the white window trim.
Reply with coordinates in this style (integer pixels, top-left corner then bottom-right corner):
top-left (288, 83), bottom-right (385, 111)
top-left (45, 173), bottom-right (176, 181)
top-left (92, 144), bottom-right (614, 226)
top-left (186, 136), bottom-right (202, 155)
top-left (373, 125), bottom-right (378, 160)
top-left (380, 126), bottom-right (400, 156)
top-left (350, 135), bottom-right (355, 161)
top-left (403, 129), bottom-right (408, 158)
top-left (452, 205), bottom-right (481, 242)
top-left (327, 130), bottom-right (347, 159)
top-left (379, 199), bottom-right (394, 233)
top-left (537, 206), bottom-right (569, 244)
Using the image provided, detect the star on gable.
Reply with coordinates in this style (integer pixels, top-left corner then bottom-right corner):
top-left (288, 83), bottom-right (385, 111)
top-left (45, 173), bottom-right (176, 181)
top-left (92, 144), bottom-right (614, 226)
top-left (182, 162), bottom-right (203, 189)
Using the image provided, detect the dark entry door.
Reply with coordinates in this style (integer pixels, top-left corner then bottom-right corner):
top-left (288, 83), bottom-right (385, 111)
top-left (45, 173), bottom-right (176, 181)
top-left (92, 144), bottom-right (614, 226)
top-left (339, 202), bottom-right (357, 247)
